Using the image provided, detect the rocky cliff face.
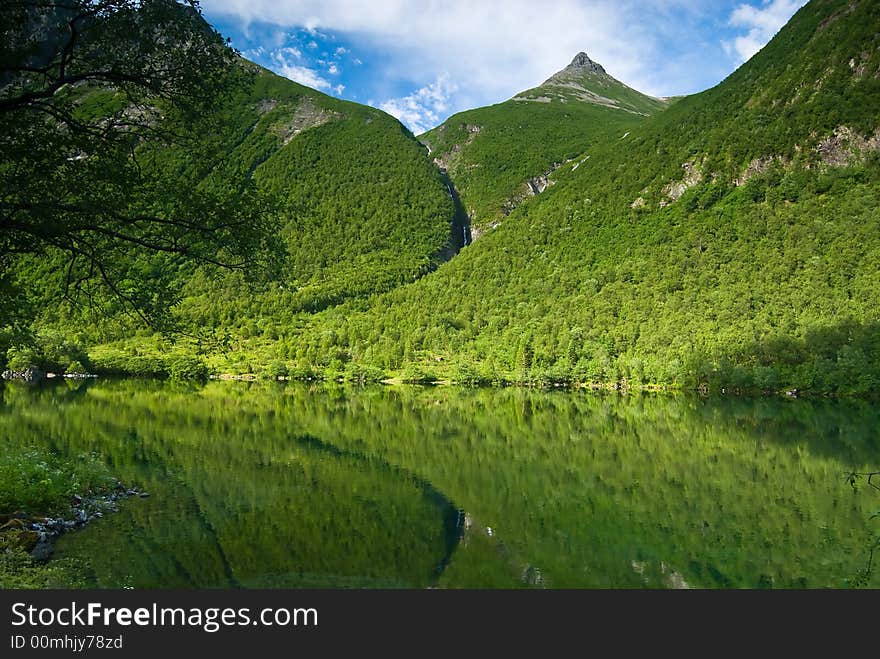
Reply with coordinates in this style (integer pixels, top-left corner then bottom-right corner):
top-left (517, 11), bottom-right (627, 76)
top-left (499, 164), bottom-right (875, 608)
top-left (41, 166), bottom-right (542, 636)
top-left (547, 52), bottom-right (608, 80)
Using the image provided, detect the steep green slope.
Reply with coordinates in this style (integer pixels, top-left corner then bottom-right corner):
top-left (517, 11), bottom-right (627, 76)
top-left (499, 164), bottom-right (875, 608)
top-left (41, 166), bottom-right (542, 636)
top-left (420, 53), bottom-right (668, 233)
top-left (217, 69), bottom-right (459, 295)
top-left (164, 66), bottom-right (460, 325)
top-left (287, 0), bottom-right (880, 394)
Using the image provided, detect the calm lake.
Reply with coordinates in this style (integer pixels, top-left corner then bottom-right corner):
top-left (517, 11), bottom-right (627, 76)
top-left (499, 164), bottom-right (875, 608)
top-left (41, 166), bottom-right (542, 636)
top-left (2, 379), bottom-right (878, 588)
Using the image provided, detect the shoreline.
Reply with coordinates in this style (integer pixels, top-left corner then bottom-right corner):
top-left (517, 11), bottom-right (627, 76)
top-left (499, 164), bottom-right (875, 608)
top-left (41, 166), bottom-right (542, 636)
top-left (3, 368), bottom-right (871, 399)
top-left (0, 482), bottom-right (147, 564)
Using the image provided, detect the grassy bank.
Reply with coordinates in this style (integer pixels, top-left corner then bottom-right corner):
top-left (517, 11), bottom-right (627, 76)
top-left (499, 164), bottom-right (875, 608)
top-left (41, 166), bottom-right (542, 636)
top-left (0, 446), bottom-right (113, 588)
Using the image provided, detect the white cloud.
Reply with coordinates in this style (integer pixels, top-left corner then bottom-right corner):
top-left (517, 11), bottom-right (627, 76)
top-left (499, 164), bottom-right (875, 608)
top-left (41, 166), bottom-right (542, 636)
top-left (328, 63), bottom-right (339, 75)
top-left (270, 49), bottom-right (335, 92)
top-left (279, 64), bottom-right (333, 90)
top-left (723, 0), bottom-right (807, 63)
top-left (335, 47), bottom-right (348, 55)
top-left (380, 74), bottom-right (458, 135)
top-left (277, 45), bottom-right (301, 60)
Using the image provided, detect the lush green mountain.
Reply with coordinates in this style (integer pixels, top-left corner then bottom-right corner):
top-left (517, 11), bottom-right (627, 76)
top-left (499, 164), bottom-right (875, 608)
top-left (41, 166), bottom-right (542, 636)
top-left (419, 52), bottom-right (668, 234)
top-left (282, 0), bottom-right (880, 394)
top-left (161, 65), bottom-right (463, 321)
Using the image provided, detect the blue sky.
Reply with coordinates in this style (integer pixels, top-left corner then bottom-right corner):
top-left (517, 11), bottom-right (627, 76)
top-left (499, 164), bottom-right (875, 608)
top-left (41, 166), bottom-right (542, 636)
top-left (201, 0), bottom-right (807, 134)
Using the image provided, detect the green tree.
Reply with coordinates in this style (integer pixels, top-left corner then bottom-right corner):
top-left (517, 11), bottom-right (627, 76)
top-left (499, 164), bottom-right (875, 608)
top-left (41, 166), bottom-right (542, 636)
top-left (517, 335), bottom-right (533, 378)
top-left (0, 0), bottom-right (273, 323)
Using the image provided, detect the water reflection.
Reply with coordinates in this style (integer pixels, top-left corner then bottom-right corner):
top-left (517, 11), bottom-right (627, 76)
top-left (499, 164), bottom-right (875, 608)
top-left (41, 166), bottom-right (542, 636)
top-left (0, 379), bottom-right (877, 588)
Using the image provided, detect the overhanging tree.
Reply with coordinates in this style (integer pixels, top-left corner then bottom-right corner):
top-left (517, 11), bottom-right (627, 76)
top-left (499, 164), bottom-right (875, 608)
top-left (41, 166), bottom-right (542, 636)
top-left (0, 0), bottom-right (275, 326)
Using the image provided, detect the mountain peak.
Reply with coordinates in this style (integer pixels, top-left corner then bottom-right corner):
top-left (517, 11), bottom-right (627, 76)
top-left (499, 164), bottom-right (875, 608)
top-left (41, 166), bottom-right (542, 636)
top-left (568, 52), bottom-right (605, 74)
top-left (539, 51), bottom-right (609, 88)
top-left (517, 50), bottom-right (664, 115)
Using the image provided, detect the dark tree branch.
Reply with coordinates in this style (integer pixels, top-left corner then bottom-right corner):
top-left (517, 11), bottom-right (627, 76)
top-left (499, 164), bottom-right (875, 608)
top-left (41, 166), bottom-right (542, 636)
top-left (0, 0), bottom-right (269, 326)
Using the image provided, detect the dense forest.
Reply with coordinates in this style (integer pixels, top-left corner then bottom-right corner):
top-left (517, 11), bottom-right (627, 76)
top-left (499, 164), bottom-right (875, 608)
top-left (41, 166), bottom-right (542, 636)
top-left (2, 0), bottom-right (879, 396)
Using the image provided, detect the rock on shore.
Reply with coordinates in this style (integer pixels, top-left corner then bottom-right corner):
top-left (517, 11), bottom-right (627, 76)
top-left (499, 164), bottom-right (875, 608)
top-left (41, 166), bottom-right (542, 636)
top-left (0, 481), bottom-right (148, 562)
top-left (1, 367), bottom-right (46, 383)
